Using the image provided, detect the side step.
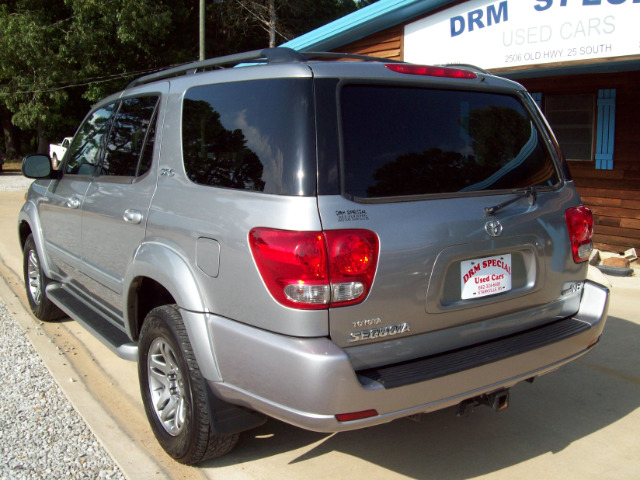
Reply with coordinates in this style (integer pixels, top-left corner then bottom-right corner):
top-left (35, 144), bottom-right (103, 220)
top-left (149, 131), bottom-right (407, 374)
top-left (357, 317), bottom-right (591, 389)
top-left (46, 283), bottom-right (138, 361)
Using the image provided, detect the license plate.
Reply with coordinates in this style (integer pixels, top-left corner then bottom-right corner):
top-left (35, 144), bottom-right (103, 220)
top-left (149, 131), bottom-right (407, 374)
top-left (461, 254), bottom-right (512, 300)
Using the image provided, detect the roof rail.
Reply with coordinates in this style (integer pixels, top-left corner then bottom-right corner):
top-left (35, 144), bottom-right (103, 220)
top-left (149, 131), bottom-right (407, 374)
top-left (126, 47), bottom-right (307, 89)
top-left (440, 63), bottom-right (490, 75)
top-left (126, 47), bottom-right (408, 90)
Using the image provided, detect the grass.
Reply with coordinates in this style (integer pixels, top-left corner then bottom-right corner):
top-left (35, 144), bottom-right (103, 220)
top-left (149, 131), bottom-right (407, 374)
top-left (2, 160), bottom-right (22, 174)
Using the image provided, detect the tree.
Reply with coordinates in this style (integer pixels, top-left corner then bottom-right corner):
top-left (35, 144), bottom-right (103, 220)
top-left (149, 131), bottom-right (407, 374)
top-left (0, 0), bottom-right (71, 154)
top-left (62, 0), bottom-right (178, 102)
top-left (0, 0), bottom-right (192, 153)
top-left (223, 0), bottom-right (362, 49)
top-left (0, 0), bottom-right (369, 158)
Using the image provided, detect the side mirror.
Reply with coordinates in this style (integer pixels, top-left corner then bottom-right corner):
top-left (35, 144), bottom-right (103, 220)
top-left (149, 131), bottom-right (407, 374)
top-left (22, 154), bottom-right (53, 179)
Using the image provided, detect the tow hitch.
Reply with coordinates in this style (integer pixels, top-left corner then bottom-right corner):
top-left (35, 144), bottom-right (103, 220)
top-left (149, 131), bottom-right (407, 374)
top-left (456, 389), bottom-right (510, 416)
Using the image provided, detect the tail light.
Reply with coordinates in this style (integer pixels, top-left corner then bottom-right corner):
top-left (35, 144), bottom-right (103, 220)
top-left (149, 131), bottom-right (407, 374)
top-left (385, 63), bottom-right (477, 79)
top-left (249, 228), bottom-right (379, 309)
top-left (565, 205), bottom-right (593, 263)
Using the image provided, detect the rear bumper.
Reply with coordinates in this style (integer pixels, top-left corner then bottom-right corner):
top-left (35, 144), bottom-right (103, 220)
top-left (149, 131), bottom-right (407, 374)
top-left (206, 280), bottom-right (609, 432)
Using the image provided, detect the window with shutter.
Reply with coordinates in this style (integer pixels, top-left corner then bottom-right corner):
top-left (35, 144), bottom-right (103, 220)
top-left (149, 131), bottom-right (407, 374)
top-left (545, 93), bottom-right (595, 162)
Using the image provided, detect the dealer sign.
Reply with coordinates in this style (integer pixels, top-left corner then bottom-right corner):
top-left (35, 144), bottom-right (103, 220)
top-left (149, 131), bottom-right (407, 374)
top-left (404, 0), bottom-right (639, 70)
top-left (461, 254), bottom-right (512, 300)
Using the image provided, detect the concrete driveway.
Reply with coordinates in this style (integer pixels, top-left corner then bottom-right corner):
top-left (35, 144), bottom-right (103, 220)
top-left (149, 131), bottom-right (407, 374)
top-left (1, 179), bottom-right (639, 480)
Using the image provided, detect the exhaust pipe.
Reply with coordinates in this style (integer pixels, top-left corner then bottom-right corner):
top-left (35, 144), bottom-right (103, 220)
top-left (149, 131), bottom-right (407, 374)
top-left (456, 389), bottom-right (510, 416)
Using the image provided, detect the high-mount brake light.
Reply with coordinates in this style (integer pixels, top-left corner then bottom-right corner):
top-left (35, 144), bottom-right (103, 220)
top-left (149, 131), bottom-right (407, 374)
top-left (565, 205), bottom-right (593, 263)
top-left (385, 63), bottom-right (477, 79)
top-left (249, 228), bottom-right (379, 310)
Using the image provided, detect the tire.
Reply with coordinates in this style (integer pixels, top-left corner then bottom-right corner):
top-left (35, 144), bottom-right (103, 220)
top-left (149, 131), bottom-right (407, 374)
top-left (138, 305), bottom-right (239, 464)
top-left (23, 234), bottom-right (65, 321)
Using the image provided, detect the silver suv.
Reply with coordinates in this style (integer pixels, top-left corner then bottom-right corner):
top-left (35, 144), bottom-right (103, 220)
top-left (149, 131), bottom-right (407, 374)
top-left (19, 48), bottom-right (609, 464)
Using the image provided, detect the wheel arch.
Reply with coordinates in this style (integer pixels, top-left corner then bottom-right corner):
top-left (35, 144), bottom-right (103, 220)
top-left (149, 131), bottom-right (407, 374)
top-left (127, 277), bottom-right (175, 340)
top-left (123, 241), bottom-right (207, 338)
top-left (18, 206), bottom-right (55, 278)
top-left (123, 241), bottom-right (223, 383)
top-left (18, 218), bottom-right (32, 249)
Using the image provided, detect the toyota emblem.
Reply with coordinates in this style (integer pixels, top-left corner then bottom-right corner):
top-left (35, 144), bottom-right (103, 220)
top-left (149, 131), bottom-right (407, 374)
top-left (485, 220), bottom-right (503, 237)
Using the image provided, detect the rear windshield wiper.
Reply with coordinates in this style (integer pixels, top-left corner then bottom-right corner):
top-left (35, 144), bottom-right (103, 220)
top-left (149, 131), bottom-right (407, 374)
top-left (484, 187), bottom-right (537, 216)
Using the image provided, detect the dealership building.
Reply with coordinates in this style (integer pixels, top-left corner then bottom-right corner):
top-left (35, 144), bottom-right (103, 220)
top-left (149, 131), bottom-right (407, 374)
top-left (284, 0), bottom-right (640, 252)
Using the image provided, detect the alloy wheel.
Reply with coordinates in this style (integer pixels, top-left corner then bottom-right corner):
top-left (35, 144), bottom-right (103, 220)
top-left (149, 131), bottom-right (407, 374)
top-left (27, 250), bottom-right (42, 305)
top-left (147, 337), bottom-right (187, 436)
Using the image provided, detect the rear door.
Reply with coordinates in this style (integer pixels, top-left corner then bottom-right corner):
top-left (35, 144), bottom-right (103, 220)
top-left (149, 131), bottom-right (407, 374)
top-left (316, 81), bottom-right (583, 366)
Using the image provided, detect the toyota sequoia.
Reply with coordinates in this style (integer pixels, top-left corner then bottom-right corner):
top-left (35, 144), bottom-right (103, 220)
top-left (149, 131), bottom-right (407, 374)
top-left (19, 48), bottom-right (609, 464)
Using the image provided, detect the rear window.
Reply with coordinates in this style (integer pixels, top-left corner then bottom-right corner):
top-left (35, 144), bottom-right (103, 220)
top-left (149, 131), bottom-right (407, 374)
top-left (182, 78), bottom-right (316, 195)
top-left (340, 85), bottom-right (560, 200)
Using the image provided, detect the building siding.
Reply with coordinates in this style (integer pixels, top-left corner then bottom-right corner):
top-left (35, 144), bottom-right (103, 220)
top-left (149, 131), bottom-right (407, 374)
top-left (332, 24), bottom-right (403, 60)
top-left (279, 0), bottom-right (640, 258)
top-left (331, 18), bottom-right (639, 253)
top-left (520, 71), bottom-right (640, 252)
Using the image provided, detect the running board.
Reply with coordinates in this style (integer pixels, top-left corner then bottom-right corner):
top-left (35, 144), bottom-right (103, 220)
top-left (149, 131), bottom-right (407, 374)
top-left (46, 283), bottom-right (138, 361)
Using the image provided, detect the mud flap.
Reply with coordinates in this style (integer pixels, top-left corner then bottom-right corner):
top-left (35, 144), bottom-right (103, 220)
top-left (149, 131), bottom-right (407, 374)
top-left (206, 383), bottom-right (267, 435)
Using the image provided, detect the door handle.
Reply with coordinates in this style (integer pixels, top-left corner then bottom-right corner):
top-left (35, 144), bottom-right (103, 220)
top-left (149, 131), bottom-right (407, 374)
top-left (123, 209), bottom-right (143, 224)
top-left (66, 196), bottom-right (81, 209)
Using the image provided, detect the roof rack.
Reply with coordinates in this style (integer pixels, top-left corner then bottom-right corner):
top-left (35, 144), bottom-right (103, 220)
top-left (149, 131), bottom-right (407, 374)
top-left (127, 47), bottom-right (306, 89)
top-left (126, 47), bottom-right (406, 89)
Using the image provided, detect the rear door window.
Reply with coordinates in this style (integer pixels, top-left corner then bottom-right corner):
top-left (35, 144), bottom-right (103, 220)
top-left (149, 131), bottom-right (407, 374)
top-left (340, 85), bottom-right (560, 200)
top-left (101, 96), bottom-right (159, 177)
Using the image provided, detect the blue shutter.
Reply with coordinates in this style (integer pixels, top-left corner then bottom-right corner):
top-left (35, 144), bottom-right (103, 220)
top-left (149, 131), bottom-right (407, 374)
top-left (595, 89), bottom-right (616, 170)
top-left (531, 92), bottom-right (542, 110)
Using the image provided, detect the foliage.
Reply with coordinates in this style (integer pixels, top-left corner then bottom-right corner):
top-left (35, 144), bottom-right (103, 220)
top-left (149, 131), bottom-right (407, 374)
top-left (0, 0), bottom-right (70, 136)
top-left (0, 0), bottom-right (363, 157)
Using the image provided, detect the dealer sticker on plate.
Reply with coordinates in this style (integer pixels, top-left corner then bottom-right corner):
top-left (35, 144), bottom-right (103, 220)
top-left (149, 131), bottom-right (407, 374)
top-left (461, 254), bottom-right (512, 300)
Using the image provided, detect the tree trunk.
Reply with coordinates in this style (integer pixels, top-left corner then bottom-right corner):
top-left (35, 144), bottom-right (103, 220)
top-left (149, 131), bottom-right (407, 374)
top-left (37, 122), bottom-right (49, 155)
top-left (199, 0), bottom-right (205, 61)
top-left (268, 0), bottom-right (276, 48)
top-left (1, 106), bottom-right (19, 160)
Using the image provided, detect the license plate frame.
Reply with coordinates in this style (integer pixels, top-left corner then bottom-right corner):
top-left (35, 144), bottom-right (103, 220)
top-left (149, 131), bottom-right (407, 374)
top-left (461, 254), bottom-right (512, 300)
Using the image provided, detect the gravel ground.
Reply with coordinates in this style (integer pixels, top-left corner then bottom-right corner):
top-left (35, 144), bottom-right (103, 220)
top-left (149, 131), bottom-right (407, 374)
top-left (0, 297), bottom-right (126, 477)
top-left (0, 172), bottom-right (34, 191)
top-left (0, 173), bottom-right (125, 479)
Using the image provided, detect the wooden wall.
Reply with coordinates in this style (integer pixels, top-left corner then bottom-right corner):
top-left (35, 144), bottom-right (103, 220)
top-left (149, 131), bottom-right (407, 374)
top-left (520, 71), bottom-right (640, 253)
top-left (333, 24), bottom-right (403, 60)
